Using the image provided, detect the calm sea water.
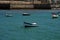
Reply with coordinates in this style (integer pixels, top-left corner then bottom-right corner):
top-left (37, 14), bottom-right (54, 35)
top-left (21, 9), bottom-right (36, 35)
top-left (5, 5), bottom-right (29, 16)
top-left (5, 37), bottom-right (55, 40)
top-left (0, 10), bottom-right (60, 40)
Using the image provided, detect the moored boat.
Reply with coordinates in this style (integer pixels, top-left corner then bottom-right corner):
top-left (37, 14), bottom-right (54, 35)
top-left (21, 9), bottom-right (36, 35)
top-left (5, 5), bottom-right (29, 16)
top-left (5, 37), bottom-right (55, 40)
top-left (23, 13), bottom-right (30, 16)
top-left (24, 22), bottom-right (38, 27)
top-left (5, 14), bottom-right (13, 17)
top-left (52, 12), bottom-right (59, 18)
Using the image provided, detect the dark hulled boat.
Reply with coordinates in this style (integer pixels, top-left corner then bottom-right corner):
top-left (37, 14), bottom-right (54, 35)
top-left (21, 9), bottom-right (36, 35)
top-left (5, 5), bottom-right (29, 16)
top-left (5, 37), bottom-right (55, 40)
top-left (24, 22), bottom-right (38, 27)
top-left (23, 13), bottom-right (30, 16)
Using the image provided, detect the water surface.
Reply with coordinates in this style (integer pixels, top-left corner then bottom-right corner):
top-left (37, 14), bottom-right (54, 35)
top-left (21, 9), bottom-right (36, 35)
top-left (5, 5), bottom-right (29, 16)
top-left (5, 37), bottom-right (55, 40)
top-left (0, 10), bottom-right (60, 40)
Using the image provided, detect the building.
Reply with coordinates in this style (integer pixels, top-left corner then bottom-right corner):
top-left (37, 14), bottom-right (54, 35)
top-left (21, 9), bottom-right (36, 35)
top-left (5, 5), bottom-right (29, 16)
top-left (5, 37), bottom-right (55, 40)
top-left (50, 0), bottom-right (60, 9)
top-left (0, 0), bottom-right (52, 9)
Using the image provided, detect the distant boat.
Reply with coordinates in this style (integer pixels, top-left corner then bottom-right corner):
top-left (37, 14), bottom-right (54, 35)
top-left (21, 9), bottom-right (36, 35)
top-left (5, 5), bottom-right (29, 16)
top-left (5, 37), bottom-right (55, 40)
top-left (22, 13), bottom-right (30, 16)
top-left (52, 12), bottom-right (59, 18)
top-left (24, 22), bottom-right (38, 27)
top-left (5, 14), bottom-right (13, 17)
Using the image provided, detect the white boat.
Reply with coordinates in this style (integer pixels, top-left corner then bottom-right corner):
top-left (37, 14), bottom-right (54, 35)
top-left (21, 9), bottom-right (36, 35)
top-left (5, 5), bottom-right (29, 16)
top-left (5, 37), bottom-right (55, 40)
top-left (24, 22), bottom-right (37, 27)
top-left (23, 13), bottom-right (30, 16)
top-left (5, 14), bottom-right (13, 17)
top-left (52, 14), bottom-right (59, 18)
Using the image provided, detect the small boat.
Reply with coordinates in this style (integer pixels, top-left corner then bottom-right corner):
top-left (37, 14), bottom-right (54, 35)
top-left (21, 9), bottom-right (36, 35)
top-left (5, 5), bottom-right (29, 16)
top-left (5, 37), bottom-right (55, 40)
top-left (24, 22), bottom-right (37, 27)
top-left (5, 14), bottom-right (13, 17)
top-left (52, 14), bottom-right (59, 18)
top-left (23, 13), bottom-right (30, 16)
top-left (52, 12), bottom-right (59, 18)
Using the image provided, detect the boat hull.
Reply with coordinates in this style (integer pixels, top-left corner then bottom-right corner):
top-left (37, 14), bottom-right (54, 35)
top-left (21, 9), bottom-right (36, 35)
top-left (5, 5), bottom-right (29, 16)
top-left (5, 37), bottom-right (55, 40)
top-left (23, 14), bottom-right (30, 16)
top-left (25, 25), bottom-right (37, 27)
top-left (52, 17), bottom-right (58, 19)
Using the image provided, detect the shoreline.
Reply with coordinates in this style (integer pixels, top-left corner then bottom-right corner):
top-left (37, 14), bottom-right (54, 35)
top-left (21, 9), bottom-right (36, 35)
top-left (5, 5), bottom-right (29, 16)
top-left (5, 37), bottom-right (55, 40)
top-left (0, 9), bottom-right (60, 11)
top-left (0, 9), bottom-right (60, 10)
